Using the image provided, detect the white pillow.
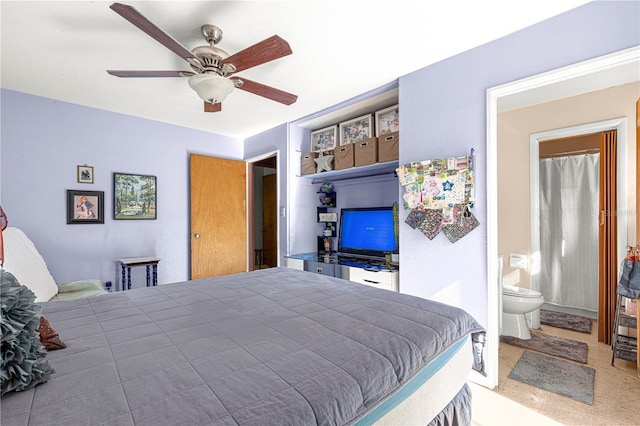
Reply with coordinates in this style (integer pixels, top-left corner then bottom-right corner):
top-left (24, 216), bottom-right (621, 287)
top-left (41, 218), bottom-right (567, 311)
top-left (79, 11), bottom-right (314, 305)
top-left (2, 227), bottom-right (58, 302)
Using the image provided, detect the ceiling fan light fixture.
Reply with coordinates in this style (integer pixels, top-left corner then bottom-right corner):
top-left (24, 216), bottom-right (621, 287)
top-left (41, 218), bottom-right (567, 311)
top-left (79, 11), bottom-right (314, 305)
top-left (188, 73), bottom-right (234, 104)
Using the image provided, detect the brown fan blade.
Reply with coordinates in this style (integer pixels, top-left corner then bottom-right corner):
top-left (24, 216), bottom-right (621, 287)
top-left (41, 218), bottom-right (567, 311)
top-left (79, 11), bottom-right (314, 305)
top-left (221, 35), bottom-right (292, 73)
top-left (110, 3), bottom-right (201, 67)
top-left (232, 78), bottom-right (297, 105)
top-left (204, 102), bottom-right (222, 113)
top-left (107, 70), bottom-right (195, 78)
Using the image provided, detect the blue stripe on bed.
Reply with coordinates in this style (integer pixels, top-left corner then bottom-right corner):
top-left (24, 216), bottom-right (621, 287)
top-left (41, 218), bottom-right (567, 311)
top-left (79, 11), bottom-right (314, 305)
top-left (354, 336), bottom-right (469, 425)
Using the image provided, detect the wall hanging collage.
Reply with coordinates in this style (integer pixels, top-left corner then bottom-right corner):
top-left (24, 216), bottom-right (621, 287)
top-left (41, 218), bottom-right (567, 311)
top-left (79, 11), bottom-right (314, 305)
top-left (396, 150), bottom-right (478, 243)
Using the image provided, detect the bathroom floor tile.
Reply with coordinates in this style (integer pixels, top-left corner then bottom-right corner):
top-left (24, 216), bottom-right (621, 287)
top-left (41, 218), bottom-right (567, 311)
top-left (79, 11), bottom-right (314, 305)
top-left (484, 323), bottom-right (640, 425)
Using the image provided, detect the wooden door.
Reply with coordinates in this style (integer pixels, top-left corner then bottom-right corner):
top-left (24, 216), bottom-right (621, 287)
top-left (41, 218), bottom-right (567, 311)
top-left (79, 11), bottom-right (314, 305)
top-left (262, 173), bottom-right (277, 267)
top-left (190, 154), bottom-right (247, 279)
top-left (597, 131), bottom-right (617, 344)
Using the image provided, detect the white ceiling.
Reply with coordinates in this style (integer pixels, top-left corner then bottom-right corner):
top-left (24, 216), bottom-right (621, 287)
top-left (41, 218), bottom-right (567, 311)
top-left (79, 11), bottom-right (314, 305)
top-left (1, 1), bottom-right (592, 139)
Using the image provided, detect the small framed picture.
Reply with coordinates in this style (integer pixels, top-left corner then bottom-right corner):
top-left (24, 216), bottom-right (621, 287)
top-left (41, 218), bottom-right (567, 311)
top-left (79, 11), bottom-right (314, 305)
top-left (114, 173), bottom-right (157, 220)
top-left (310, 125), bottom-right (338, 152)
top-left (77, 165), bottom-right (94, 184)
top-left (339, 114), bottom-right (373, 145)
top-left (67, 190), bottom-right (104, 224)
top-left (375, 104), bottom-right (399, 136)
top-left (318, 212), bottom-right (338, 222)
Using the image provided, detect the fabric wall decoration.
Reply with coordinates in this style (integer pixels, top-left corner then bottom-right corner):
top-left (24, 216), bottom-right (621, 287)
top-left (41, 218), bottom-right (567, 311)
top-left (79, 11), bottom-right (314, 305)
top-left (396, 151), bottom-right (478, 243)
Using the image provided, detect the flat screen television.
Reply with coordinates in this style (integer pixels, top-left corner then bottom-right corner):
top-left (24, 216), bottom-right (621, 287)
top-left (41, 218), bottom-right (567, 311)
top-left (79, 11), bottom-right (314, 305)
top-left (338, 207), bottom-right (397, 259)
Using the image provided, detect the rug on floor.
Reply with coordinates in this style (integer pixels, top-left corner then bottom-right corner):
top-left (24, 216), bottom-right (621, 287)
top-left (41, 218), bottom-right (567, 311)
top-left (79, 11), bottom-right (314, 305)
top-left (540, 309), bottom-right (593, 334)
top-left (500, 330), bottom-right (588, 364)
top-left (509, 350), bottom-right (595, 405)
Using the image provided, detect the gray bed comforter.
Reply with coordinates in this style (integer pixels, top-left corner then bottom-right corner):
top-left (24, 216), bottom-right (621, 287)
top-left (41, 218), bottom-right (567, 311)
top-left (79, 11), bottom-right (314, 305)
top-left (1, 267), bottom-right (483, 426)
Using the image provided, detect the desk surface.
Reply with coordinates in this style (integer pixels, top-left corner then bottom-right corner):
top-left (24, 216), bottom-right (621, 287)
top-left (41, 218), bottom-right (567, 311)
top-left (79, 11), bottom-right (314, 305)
top-left (286, 252), bottom-right (393, 271)
top-left (118, 256), bottom-right (160, 265)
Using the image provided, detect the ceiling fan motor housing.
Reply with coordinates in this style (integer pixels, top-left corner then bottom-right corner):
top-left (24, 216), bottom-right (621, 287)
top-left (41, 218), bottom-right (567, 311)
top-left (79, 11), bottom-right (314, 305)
top-left (191, 45), bottom-right (229, 74)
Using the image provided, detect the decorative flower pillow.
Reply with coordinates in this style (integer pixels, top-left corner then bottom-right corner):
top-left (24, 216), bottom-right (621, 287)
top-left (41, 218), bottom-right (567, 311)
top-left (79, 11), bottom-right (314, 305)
top-left (1, 270), bottom-right (54, 395)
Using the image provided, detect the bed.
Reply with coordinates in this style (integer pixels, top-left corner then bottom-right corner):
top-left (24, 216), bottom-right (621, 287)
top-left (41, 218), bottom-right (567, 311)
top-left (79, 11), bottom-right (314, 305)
top-left (1, 267), bottom-right (484, 425)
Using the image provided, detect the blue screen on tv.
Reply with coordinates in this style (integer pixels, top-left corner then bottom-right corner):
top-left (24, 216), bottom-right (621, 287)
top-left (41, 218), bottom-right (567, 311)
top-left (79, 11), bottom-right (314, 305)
top-left (339, 207), bottom-right (396, 257)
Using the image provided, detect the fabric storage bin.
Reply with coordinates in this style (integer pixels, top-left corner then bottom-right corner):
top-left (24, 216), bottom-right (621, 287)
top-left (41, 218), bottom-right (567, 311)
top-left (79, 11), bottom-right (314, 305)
top-left (378, 132), bottom-right (399, 162)
top-left (335, 143), bottom-right (354, 170)
top-left (354, 137), bottom-right (378, 167)
top-left (301, 152), bottom-right (318, 175)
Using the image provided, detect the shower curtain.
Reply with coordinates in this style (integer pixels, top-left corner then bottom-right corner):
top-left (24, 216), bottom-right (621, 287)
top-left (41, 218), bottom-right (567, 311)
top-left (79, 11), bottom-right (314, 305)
top-left (539, 153), bottom-right (599, 312)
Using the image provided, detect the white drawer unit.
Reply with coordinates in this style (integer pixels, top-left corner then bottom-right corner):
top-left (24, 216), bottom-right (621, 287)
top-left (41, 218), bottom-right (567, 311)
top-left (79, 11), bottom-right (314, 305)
top-left (284, 257), bottom-right (305, 271)
top-left (341, 266), bottom-right (399, 292)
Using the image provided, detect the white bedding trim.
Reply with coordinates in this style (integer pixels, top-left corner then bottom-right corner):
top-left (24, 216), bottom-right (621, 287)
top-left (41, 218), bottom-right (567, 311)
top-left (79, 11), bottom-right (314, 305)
top-left (374, 336), bottom-right (472, 425)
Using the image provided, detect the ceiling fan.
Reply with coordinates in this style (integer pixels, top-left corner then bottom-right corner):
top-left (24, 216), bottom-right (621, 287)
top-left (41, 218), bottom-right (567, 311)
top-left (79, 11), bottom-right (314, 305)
top-left (107, 2), bottom-right (297, 112)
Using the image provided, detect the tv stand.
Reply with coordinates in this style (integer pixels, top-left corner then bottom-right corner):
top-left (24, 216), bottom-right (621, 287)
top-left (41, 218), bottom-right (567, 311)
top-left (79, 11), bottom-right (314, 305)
top-left (285, 253), bottom-right (399, 292)
top-left (334, 254), bottom-right (387, 269)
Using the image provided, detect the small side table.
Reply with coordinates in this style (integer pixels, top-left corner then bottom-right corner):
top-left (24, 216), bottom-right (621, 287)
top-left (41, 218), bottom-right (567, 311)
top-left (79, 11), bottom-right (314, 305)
top-left (117, 257), bottom-right (160, 291)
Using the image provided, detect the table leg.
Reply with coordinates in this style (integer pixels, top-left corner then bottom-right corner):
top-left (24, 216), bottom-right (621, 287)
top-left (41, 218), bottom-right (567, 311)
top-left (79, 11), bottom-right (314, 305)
top-left (121, 264), bottom-right (125, 292)
top-left (152, 264), bottom-right (158, 286)
top-left (146, 265), bottom-right (151, 287)
top-left (127, 266), bottom-right (132, 290)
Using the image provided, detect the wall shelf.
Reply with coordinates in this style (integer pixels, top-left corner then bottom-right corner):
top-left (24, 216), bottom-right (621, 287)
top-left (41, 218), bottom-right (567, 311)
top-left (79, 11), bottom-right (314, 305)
top-left (303, 161), bottom-right (399, 183)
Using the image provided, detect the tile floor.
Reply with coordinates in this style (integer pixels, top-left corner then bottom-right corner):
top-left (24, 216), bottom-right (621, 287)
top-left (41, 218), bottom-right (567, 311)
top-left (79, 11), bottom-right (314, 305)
top-left (472, 321), bottom-right (639, 425)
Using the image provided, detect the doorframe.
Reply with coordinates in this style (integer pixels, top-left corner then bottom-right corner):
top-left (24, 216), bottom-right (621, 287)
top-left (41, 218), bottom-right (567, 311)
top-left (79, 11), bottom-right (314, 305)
top-left (486, 45), bottom-right (639, 389)
top-left (246, 150), bottom-right (280, 270)
top-left (529, 119), bottom-right (628, 294)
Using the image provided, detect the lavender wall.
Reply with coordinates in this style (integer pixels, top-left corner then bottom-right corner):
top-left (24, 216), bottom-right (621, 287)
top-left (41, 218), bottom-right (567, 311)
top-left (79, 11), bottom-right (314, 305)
top-left (1, 2), bottom-right (637, 328)
top-left (397, 1), bottom-right (639, 324)
top-left (1, 89), bottom-right (242, 289)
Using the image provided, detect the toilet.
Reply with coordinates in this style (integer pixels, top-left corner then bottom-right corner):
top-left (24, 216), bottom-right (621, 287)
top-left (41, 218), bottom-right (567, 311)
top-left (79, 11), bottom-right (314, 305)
top-left (498, 254), bottom-right (544, 340)
top-left (502, 284), bottom-right (545, 340)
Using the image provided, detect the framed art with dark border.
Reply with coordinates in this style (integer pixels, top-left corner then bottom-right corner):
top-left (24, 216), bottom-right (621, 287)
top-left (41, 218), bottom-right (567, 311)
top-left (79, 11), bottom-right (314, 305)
top-left (77, 165), bottom-right (94, 184)
top-left (114, 172), bottom-right (157, 220)
top-left (310, 125), bottom-right (338, 152)
top-left (67, 190), bottom-right (104, 224)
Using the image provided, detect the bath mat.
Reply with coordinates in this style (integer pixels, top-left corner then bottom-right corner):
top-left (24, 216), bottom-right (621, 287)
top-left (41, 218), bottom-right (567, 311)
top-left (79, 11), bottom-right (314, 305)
top-left (540, 309), bottom-right (593, 334)
top-left (509, 350), bottom-right (595, 405)
top-left (500, 330), bottom-right (588, 364)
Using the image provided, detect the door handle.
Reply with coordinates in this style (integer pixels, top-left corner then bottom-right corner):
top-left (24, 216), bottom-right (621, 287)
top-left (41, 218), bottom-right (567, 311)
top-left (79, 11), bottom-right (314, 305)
top-left (194, 233), bottom-right (200, 239)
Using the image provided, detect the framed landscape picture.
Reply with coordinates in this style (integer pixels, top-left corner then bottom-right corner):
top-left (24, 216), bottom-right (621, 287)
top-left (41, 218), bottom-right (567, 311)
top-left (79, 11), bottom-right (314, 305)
top-left (310, 125), bottom-right (337, 152)
top-left (339, 114), bottom-right (373, 145)
top-left (113, 172), bottom-right (157, 220)
top-left (67, 190), bottom-right (104, 224)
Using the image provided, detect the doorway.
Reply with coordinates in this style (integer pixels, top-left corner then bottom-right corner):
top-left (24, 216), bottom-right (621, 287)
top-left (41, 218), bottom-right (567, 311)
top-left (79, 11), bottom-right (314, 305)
top-left (248, 152), bottom-right (278, 271)
top-left (485, 46), bottom-right (638, 389)
top-left (189, 152), bottom-right (279, 277)
top-left (536, 133), bottom-right (602, 320)
top-left (190, 154), bottom-right (247, 279)
top-left (530, 122), bottom-right (627, 345)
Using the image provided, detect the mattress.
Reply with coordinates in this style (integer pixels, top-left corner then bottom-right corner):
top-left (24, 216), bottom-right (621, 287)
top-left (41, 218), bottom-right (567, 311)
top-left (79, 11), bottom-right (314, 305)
top-left (1, 267), bottom-right (484, 425)
top-left (362, 336), bottom-right (472, 425)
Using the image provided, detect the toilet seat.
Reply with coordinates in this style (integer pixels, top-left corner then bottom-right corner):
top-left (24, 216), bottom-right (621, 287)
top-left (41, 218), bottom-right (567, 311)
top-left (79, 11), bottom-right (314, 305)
top-left (503, 285), bottom-right (541, 298)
